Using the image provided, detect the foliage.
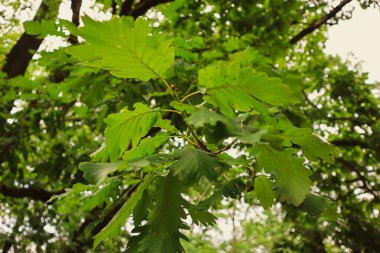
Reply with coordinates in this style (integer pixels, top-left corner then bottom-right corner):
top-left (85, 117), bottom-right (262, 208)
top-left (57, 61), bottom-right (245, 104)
top-left (0, 0), bottom-right (379, 252)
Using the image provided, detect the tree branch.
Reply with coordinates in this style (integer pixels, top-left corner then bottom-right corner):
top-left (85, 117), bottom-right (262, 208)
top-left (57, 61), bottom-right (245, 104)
top-left (0, 184), bottom-right (64, 202)
top-left (289, 0), bottom-right (353, 44)
top-left (130, 0), bottom-right (174, 19)
top-left (68, 0), bottom-right (83, 44)
top-left (330, 139), bottom-right (370, 149)
top-left (120, 0), bottom-right (135, 16)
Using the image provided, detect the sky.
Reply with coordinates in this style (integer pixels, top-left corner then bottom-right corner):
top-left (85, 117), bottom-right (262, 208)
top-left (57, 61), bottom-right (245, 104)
top-left (325, 2), bottom-right (380, 82)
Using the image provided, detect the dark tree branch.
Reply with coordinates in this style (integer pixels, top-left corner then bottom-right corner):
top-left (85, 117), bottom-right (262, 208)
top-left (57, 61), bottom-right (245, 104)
top-left (337, 159), bottom-right (380, 203)
top-left (289, 0), bottom-right (353, 44)
top-left (120, 0), bottom-right (135, 16)
top-left (130, 0), bottom-right (174, 19)
top-left (330, 139), bottom-right (370, 149)
top-left (68, 0), bottom-right (83, 44)
top-left (0, 184), bottom-right (65, 202)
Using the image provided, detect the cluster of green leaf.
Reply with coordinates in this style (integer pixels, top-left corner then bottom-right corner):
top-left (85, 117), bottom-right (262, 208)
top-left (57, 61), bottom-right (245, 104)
top-left (1, 1), bottom-right (379, 252)
top-left (47, 15), bottom-right (337, 251)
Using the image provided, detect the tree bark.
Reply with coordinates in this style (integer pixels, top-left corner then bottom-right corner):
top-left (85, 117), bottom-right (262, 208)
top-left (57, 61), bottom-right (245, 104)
top-left (0, 184), bottom-right (64, 202)
top-left (68, 0), bottom-right (83, 44)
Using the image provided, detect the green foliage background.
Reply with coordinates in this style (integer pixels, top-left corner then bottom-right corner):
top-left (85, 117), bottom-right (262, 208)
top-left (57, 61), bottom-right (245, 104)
top-left (0, 0), bottom-right (379, 252)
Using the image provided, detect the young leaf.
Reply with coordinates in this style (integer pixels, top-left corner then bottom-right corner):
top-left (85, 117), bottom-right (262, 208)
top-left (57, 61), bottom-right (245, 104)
top-left (93, 174), bottom-right (154, 249)
top-left (103, 103), bottom-right (160, 162)
top-left (255, 145), bottom-right (312, 206)
top-left (198, 61), bottom-right (298, 117)
top-left (67, 16), bottom-right (174, 81)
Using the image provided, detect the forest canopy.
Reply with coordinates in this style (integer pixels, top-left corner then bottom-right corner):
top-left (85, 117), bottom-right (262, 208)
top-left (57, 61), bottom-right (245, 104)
top-left (0, 0), bottom-right (379, 252)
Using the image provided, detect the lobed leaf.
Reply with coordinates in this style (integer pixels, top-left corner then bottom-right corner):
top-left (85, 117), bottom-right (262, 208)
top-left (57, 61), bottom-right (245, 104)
top-left (198, 61), bottom-right (298, 117)
top-left (67, 16), bottom-right (174, 81)
top-left (255, 145), bottom-right (312, 206)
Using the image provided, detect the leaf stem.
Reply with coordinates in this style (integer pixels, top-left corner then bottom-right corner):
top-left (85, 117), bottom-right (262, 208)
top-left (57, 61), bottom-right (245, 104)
top-left (212, 139), bottom-right (238, 155)
top-left (180, 90), bottom-right (201, 103)
top-left (160, 77), bottom-right (180, 101)
top-left (159, 109), bottom-right (182, 115)
top-left (196, 183), bottom-right (213, 205)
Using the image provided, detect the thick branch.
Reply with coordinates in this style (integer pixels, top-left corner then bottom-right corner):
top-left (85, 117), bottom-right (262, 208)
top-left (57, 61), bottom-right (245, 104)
top-left (68, 0), bottom-right (83, 44)
top-left (289, 0), bottom-right (353, 44)
top-left (130, 0), bottom-right (173, 18)
top-left (330, 139), bottom-right (370, 149)
top-left (120, 0), bottom-right (135, 16)
top-left (0, 184), bottom-right (64, 202)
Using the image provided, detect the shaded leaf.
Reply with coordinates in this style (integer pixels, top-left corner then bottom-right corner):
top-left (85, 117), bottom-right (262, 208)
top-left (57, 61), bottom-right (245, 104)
top-left (255, 145), bottom-right (312, 206)
top-left (254, 175), bottom-right (275, 209)
top-left (93, 174), bottom-right (154, 249)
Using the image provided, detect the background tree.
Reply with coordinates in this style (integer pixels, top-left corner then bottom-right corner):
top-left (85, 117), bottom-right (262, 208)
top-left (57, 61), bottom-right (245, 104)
top-left (0, 0), bottom-right (379, 252)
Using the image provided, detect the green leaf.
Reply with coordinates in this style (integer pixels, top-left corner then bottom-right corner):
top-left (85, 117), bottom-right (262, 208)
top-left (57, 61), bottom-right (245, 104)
top-left (186, 203), bottom-right (217, 226)
top-left (93, 174), bottom-right (154, 249)
top-left (186, 108), bottom-right (235, 129)
top-left (171, 147), bottom-right (227, 184)
top-left (284, 127), bottom-right (337, 163)
top-left (299, 193), bottom-right (329, 217)
top-left (82, 179), bottom-right (121, 210)
top-left (253, 175), bottom-right (275, 209)
top-left (133, 175), bottom-right (187, 253)
top-left (187, 108), bottom-right (266, 143)
top-left (67, 16), bottom-right (174, 81)
top-left (123, 133), bottom-right (169, 160)
top-left (79, 162), bottom-right (121, 184)
top-left (148, 175), bottom-right (186, 234)
top-left (198, 178), bottom-right (245, 210)
top-left (170, 101), bottom-right (197, 114)
top-left (103, 103), bottom-right (160, 162)
top-left (133, 191), bottom-right (152, 226)
top-left (24, 20), bottom-right (64, 38)
top-left (198, 61), bottom-right (298, 117)
top-left (255, 145), bottom-right (312, 206)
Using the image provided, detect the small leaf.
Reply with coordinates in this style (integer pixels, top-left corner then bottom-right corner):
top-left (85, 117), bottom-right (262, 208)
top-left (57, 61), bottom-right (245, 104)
top-left (254, 175), bottom-right (275, 209)
top-left (170, 101), bottom-right (197, 114)
top-left (103, 103), bottom-right (160, 162)
top-left (24, 20), bottom-right (64, 38)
